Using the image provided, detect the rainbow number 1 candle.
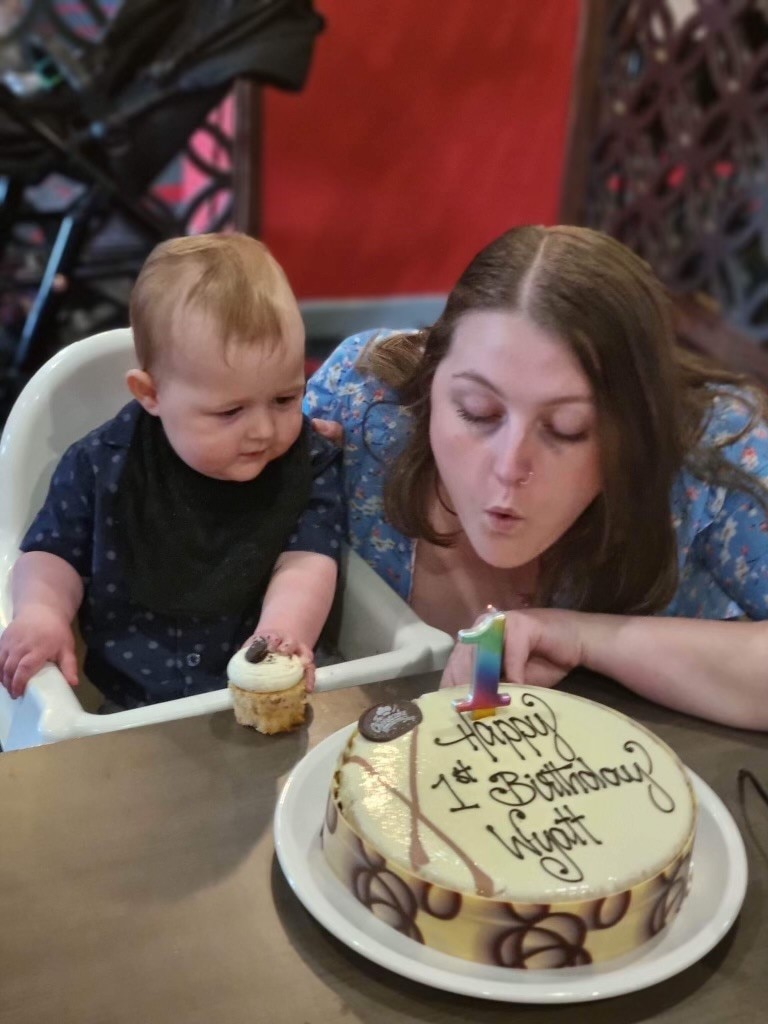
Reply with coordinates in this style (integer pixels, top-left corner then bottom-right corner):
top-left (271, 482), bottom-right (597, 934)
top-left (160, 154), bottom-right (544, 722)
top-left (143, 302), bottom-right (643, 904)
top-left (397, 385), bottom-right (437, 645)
top-left (452, 606), bottom-right (510, 718)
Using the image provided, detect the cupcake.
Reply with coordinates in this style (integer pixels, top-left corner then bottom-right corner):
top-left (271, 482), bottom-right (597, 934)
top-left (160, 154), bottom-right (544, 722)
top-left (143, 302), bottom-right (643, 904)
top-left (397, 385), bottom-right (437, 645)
top-left (227, 637), bottom-right (307, 734)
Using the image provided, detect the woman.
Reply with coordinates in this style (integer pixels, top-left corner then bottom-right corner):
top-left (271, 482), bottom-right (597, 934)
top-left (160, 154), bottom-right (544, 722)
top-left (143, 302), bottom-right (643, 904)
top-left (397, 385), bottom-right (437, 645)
top-left (306, 225), bottom-right (768, 729)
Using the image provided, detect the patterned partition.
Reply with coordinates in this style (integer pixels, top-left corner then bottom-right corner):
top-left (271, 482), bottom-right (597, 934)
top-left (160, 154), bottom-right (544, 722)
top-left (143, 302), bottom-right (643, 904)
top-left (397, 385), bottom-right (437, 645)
top-left (563, 0), bottom-right (768, 362)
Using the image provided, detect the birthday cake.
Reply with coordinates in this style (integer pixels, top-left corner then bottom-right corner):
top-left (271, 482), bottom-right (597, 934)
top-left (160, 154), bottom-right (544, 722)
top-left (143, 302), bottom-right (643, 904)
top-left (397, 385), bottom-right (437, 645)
top-left (322, 686), bottom-right (696, 968)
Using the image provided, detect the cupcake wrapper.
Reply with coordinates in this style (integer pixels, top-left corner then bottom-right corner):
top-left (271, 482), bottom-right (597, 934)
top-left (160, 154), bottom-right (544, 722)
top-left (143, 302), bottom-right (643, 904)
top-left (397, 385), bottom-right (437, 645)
top-left (229, 679), bottom-right (307, 734)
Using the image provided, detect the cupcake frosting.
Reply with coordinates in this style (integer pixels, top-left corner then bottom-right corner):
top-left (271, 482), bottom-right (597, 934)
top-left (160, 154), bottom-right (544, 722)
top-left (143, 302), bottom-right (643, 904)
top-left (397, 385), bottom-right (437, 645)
top-left (227, 648), bottom-right (304, 692)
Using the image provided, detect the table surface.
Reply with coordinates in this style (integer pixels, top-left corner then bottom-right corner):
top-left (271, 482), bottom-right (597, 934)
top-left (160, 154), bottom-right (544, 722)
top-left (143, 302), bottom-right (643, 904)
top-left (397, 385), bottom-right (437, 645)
top-left (1, 672), bottom-right (766, 1024)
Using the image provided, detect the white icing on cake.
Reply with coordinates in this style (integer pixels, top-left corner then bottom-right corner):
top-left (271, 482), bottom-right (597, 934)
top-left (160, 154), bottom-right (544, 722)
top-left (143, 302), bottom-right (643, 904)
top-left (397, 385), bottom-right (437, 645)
top-left (226, 649), bottom-right (303, 692)
top-left (332, 686), bottom-right (695, 902)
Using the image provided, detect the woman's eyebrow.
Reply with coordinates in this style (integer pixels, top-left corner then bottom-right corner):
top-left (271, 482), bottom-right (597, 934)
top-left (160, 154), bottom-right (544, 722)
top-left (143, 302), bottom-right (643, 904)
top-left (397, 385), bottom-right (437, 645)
top-left (450, 370), bottom-right (503, 394)
top-left (451, 371), bottom-right (593, 405)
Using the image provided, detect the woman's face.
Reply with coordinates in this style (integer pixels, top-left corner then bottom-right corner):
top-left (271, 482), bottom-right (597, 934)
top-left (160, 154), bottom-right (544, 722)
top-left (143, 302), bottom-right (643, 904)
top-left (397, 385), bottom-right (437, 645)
top-left (429, 310), bottom-right (602, 568)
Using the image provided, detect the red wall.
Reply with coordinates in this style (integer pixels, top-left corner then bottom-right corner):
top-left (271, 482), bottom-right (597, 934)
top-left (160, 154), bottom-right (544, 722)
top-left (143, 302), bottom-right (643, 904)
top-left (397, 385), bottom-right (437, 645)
top-left (262, 1), bottom-right (580, 299)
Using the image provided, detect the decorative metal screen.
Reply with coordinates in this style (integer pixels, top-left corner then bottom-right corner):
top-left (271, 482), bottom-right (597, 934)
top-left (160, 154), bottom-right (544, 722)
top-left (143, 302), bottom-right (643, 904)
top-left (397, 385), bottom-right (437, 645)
top-left (582, 0), bottom-right (768, 347)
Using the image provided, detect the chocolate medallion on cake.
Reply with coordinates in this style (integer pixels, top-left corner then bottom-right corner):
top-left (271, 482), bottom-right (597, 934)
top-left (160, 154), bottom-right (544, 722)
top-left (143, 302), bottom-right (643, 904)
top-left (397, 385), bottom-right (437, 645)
top-left (358, 701), bottom-right (423, 742)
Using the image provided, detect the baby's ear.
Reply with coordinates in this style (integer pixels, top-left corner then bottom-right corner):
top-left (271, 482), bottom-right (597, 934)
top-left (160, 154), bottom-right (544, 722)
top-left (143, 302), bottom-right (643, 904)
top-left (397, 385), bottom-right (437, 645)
top-left (125, 369), bottom-right (160, 415)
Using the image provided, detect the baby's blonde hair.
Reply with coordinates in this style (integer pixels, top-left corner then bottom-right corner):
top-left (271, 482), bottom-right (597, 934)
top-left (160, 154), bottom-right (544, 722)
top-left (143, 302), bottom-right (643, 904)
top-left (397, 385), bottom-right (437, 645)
top-left (130, 233), bottom-right (299, 372)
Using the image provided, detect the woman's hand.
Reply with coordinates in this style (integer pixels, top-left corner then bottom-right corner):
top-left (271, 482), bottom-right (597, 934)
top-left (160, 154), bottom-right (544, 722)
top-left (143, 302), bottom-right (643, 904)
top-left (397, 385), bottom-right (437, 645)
top-left (310, 417), bottom-right (343, 446)
top-left (441, 608), bottom-right (768, 730)
top-left (440, 608), bottom-right (585, 690)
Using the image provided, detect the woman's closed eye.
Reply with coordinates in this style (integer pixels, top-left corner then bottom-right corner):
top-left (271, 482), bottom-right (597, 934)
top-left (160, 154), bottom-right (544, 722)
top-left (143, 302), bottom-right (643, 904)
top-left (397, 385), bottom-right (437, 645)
top-left (542, 422), bottom-right (591, 443)
top-left (455, 395), bottom-right (593, 441)
top-left (455, 403), bottom-right (502, 426)
top-left (456, 405), bottom-right (592, 442)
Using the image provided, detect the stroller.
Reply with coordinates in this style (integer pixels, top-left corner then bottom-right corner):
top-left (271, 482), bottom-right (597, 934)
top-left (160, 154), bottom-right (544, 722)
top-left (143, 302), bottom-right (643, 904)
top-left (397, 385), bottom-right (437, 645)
top-left (0, 0), bottom-right (324, 384)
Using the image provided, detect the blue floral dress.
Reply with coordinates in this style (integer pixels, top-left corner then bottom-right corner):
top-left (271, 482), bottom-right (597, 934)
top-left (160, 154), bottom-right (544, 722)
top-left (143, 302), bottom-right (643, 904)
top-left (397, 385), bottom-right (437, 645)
top-left (304, 330), bottom-right (768, 620)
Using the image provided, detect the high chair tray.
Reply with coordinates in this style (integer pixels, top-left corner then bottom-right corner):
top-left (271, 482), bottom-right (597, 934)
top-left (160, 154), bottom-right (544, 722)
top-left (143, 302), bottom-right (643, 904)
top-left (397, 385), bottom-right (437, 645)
top-left (0, 545), bottom-right (452, 749)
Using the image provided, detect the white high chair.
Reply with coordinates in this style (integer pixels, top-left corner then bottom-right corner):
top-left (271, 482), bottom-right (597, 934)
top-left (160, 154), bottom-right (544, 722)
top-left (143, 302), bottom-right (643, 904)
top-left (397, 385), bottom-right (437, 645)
top-left (0, 328), bottom-right (452, 750)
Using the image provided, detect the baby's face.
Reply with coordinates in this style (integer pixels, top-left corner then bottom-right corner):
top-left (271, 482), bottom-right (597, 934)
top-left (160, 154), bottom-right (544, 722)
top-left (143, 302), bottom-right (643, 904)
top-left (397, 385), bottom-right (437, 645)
top-left (151, 309), bottom-right (306, 481)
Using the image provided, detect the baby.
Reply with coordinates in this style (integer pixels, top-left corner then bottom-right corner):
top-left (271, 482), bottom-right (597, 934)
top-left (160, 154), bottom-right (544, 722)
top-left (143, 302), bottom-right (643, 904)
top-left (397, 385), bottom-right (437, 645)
top-left (0, 233), bottom-right (342, 707)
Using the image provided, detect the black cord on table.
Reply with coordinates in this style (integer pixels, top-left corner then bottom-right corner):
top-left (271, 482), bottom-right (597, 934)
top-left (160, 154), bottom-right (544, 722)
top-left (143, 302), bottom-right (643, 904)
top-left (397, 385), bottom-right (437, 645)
top-left (738, 768), bottom-right (768, 809)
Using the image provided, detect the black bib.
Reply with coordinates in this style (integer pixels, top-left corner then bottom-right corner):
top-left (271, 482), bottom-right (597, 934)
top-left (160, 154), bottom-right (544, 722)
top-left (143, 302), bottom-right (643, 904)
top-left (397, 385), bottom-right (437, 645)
top-left (114, 410), bottom-right (313, 618)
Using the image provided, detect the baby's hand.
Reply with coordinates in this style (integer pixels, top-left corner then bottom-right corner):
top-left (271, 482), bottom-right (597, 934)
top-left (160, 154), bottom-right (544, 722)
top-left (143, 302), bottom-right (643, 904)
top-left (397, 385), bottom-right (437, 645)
top-left (0, 608), bottom-right (79, 698)
top-left (242, 631), bottom-right (316, 691)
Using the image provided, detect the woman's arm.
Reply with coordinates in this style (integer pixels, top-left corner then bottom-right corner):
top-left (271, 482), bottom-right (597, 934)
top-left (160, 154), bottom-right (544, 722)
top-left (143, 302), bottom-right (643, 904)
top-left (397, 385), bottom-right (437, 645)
top-left (580, 612), bottom-right (768, 730)
top-left (303, 330), bottom-right (377, 421)
top-left (441, 607), bottom-right (768, 730)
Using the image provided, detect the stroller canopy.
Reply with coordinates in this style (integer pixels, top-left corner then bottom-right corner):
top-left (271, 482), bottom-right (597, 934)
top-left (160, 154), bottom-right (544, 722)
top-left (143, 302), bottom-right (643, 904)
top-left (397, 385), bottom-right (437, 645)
top-left (0, 0), bottom-right (325, 184)
top-left (85, 0), bottom-right (325, 122)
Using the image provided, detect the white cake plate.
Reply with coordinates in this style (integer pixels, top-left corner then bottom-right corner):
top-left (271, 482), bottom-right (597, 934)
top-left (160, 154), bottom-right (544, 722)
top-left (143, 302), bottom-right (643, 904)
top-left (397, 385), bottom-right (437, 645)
top-left (274, 724), bottom-right (748, 1004)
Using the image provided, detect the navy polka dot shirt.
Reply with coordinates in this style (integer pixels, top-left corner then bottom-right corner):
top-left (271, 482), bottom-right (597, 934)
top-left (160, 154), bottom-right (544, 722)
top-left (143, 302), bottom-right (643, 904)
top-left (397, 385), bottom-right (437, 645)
top-left (21, 402), bottom-right (345, 708)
